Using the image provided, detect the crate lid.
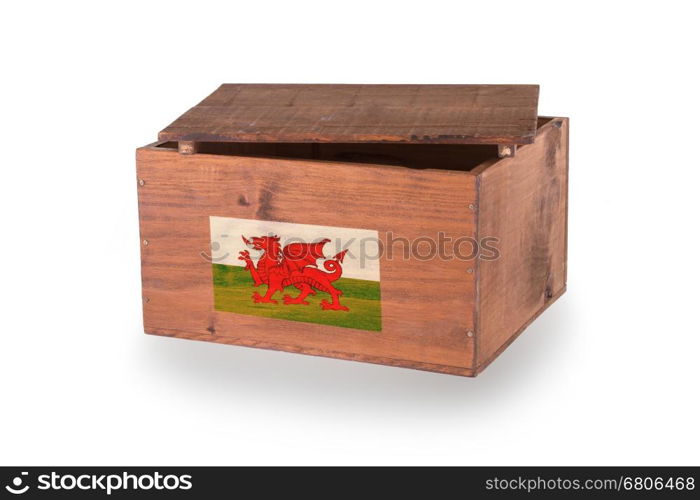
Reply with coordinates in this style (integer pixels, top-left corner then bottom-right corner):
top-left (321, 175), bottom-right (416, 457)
top-left (159, 84), bottom-right (539, 145)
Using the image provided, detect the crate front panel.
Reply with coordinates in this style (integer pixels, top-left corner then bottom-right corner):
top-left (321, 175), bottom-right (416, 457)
top-left (137, 149), bottom-right (478, 372)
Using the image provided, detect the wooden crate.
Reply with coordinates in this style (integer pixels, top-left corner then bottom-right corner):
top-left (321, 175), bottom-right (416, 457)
top-left (136, 84), bottom-right (568, 376)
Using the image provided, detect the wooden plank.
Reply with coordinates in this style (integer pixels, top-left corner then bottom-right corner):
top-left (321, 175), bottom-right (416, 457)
top-left (136, 148), bottom-right (479, 375)
top-left (158, 84), bottom-right (539, 145)
top-left (147, 327), bottom-right (475, 377)
top-left (475, 118), bottom-right (569, 369)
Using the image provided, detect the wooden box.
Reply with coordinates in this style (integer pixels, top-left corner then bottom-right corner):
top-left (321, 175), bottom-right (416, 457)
top-left (136, 84), bottom-right (568, 376)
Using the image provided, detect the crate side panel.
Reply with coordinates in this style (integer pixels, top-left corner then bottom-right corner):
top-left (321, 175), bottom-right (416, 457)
top-left (476, 118), bottom-right (569, 368)
top-left (136, 149), bottom-right (478, 373)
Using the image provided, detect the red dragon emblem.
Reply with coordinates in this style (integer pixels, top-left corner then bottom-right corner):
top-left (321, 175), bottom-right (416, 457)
top-left (238, 235), bottom-right (350, 311)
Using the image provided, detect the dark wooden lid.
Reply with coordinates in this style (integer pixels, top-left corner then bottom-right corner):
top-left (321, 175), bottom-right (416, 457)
top-left (159, 84), bottom-right (539, 145)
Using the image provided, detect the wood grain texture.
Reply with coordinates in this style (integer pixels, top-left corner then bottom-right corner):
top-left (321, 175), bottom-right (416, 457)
top-left (475, 118), bottom-right (569, 369)
top-left (136, 149), bottom-right (478, 375)
top-left (158, 84), bottom-right (539, 145)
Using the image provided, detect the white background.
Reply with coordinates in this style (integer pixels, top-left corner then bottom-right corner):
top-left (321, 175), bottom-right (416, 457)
top-left (1, 1), bottom-right (698, 466)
